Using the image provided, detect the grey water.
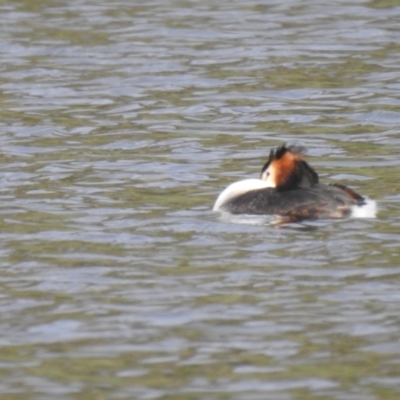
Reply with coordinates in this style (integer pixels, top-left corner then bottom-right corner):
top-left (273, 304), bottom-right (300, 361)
top-left (0, 1), bottom-right (400, 399)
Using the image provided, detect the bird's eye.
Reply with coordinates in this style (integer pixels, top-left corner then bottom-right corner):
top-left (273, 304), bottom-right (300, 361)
top-left (266, 171), bottom-right (270, 177)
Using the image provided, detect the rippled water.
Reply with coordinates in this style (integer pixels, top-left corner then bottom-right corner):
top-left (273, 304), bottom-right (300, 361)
top-left (1, 1), bottom-right (400, 399)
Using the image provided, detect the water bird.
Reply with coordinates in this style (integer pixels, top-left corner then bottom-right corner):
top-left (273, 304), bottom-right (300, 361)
top-left (213, 145), bottom-right (376, 222)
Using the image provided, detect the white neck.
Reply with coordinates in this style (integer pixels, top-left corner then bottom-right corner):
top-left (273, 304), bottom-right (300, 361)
top-left (213, 179), bottom-right (274, 211)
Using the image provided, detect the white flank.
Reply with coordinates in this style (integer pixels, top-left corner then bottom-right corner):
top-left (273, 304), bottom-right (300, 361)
top-left (351, 198), bottom-right (377, 219)
top-left (213, 179), bottom-right (273, 212)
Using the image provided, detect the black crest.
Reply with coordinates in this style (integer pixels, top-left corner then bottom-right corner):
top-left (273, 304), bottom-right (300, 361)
top-left (261, 145), bottom-right (286, 174)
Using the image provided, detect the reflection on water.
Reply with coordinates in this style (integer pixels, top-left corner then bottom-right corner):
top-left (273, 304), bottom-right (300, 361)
top-left (0, 0), bottom-right (400, 399)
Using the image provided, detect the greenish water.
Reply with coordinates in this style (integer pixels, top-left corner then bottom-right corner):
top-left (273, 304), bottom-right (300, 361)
top-left (0, 1), bottom-right (400, 399)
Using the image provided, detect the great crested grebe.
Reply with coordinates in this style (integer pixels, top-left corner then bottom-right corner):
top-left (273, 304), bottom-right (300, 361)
top-left (213, 145), bottom-right (376, 221)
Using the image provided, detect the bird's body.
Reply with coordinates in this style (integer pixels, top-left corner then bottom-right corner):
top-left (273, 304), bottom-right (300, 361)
top-left (213, 145), bottom-right (375, 221)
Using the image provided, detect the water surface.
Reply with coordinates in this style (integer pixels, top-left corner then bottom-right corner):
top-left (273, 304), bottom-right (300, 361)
top-left (1, 1), bottom-right (400, 399)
